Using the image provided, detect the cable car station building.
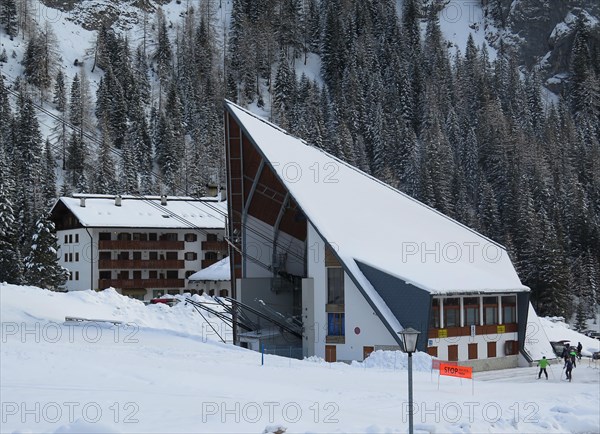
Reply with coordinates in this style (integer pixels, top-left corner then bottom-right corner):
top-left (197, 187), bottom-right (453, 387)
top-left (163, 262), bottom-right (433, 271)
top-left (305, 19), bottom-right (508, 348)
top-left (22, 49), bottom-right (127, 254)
top-left (224, 101), bottom-right (530, 371)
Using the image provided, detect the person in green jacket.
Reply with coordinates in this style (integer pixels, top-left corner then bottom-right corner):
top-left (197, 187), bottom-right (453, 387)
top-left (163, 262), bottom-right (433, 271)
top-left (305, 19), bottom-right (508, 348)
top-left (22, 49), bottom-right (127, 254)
top-left (538, 356), bottom-right (549, 379)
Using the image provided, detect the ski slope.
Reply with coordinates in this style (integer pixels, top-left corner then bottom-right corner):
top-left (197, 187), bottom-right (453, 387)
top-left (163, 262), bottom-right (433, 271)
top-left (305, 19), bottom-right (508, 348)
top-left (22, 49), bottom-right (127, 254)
top-left (1, 284), bottom-right (599, 433)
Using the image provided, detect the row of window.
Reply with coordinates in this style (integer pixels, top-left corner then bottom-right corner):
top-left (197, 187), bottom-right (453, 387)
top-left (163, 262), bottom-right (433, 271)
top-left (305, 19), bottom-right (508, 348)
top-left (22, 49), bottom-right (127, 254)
top-left (68, 271), bottom-right (79, 281)
top-left (64, 234), bottom-right (80, 244)
top-left (99, 251), bottom-right (203, 261)
top-left (64, 252), bottom-right (80, 262)
top-left (430, 295), bottom-right (517, 329)
top-left (151, 289), bottom-right (229, 298)
top-left (98, 232), bottom-right (218, 242)
top-left (99, 270), bottom-right (184, 280)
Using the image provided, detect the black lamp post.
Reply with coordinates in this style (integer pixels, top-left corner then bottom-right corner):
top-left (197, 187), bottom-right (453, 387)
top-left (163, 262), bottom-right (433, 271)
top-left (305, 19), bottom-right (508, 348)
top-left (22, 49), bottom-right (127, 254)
top-left (398, 327), bottom-right (421, 434)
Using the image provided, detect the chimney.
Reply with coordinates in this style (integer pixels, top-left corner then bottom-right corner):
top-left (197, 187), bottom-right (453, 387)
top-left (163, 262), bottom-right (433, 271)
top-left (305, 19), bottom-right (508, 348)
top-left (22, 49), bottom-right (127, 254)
top-left (79, 197), bottom-right (86, 207)
top-left (115, 195), bottom-right (122, 207)
top-left (160, 195), bottom-right (167, 206)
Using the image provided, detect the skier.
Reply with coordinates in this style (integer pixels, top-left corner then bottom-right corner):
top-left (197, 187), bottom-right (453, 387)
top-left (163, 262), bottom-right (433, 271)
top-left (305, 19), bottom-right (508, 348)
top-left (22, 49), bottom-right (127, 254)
top-left (565, 358), bottom-right (574, 382)
top-left (570, 348), bottom-right (578, 368)
top-left (577, 342), bottom-right (583, 360)
top-left (537, 356), bottom-right (549, 380)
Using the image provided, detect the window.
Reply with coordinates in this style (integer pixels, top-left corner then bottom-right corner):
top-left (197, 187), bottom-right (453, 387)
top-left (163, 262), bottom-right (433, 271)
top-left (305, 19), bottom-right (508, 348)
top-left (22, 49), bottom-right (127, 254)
top-left (132, 233), bottom-right (147, 241)
top-left (185, 270), bottom-right (195, 278)
top-left (75, 271), bottom-right (79, 281)
top-left (160, 233), bottom-right (178, 241)
top-left (68, 253), bottom-right (73, 262)
top-left (166, 252), bottom-right (178, 260)
top-left (327, 313), bottom-right (345, 336)
top-left (64, 253), bottom-right (68, 262)
top-left (205, 251), bottom-right (217, 260)
top-left (99, 232), bottom-right (111, 241)
top-left (443, 298), bottom-right (460, 327)
top-left (133, 271), bottom-right (142, 279)
top-left (118, 251), bottom-right (129, 260)
top-left (148, 233), bottom-right (157, 241)
top-left (148, 271), bottom-right (157, 279)
top-left (209, 289), bottom-right (215, 296)
top-left (75, 234), bottom-right (79, 243)
top-left (184, 252), bottom-right (197, 261)
top-left (69, 272), bottom-right (72, 281)
top-left (99, 252), bottom-right (111, 260)
top-left (502, 296), bottom-right (517, 323)
top-left (69, 234), bottom-right (73, 243)
top-left (483, 296), bottom-right (499, 325)
top-left (64, 235), bottom-right (68, 243)
top-left (448, 344), bottom-right (458, 361)
top-left (166, 270), bottom-right (178, 279)
top-left (327, 268), bottom-right (344, 305)
top-left (133, 251), bottom-right (142, 260)
top-left (430, 298), bottom-right (440, 328)
top-left (99, 271), bottom-right (111, 279)
top-left (117, 233), bottom-right (131, 241)
top-left (464, 297), bottom-right (480, 326)
top-left (118, 271), bottom-right (129, 280)
top-left (149, 252), bottom-right (158, 260)
top-left (185, 233), bottom-right (198, 242)
top-left (75, 252), bottom-right (79, 262)
top-left (219, 289), bottom-right (229, 297)
top-left (153, 290), bottom-right (164, 298)
top-left (206, 233), bottom-right (218, 242)
top-left (468, 343), bottom-right (478, 359)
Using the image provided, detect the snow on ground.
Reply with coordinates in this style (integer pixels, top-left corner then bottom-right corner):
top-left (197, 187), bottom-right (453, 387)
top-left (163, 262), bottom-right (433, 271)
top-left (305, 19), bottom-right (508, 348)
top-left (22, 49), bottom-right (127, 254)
top-left (1, 284), bottom-right (599, 433)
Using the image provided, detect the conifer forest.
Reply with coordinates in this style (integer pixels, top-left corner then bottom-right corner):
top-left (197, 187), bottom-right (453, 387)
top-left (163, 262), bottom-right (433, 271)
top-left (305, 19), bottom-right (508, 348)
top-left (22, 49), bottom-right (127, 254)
top-left (0, 0), bottom-right (598, 322)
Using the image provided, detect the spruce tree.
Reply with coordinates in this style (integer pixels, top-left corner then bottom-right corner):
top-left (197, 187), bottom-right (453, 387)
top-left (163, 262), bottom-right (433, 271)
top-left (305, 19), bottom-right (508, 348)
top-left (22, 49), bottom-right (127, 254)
top-left (23, 215), bottom-right (68, 290)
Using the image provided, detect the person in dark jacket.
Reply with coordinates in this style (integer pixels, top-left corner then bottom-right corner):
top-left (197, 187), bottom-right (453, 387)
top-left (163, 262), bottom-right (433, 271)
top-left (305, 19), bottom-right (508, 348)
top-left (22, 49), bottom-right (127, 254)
top-left (565, 358), bottom-right (574, 381)
top-left (577, 342), bottom-right (583, 359)
top-left (537, 356), bottom-right (549, 379)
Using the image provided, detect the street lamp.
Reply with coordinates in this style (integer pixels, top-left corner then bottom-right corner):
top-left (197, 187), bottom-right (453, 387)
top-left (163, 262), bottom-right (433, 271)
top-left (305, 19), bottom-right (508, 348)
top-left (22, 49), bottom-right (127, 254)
top-left (398, 327), bottom-right (421, 434)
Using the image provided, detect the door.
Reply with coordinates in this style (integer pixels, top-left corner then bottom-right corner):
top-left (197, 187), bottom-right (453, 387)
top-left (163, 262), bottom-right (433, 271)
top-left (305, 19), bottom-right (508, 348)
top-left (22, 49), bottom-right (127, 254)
top-left (325, 345), bottom-right (336, 362)
top-left (363, 346), bottom-right (375, 360)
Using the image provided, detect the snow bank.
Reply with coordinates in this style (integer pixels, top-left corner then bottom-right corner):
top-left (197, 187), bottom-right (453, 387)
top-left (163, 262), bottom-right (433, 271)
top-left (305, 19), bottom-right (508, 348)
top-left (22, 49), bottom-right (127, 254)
top-left (539, 315), bottom-right (600, 357)
top-left (352, 350), bottom-right (432, 372)
top-left (0, 283), bottom-right (231, 342)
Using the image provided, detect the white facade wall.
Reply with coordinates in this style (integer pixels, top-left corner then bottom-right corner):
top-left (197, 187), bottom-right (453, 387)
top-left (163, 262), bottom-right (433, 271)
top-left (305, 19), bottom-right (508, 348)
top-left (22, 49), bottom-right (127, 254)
top-left (56, 228), bottom-right (93, 292)
top-left (429, 333), bottom-right (519, 361)
top-left (306, 223), bottom-right (397, 362)
top-left (56, 227), bottom-right (224, 300)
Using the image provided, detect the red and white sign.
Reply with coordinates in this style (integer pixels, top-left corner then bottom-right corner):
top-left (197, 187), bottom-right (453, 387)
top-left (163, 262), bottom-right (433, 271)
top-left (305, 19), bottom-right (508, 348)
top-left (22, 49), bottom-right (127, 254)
top-left (439, 363), bottom-right (472, 379)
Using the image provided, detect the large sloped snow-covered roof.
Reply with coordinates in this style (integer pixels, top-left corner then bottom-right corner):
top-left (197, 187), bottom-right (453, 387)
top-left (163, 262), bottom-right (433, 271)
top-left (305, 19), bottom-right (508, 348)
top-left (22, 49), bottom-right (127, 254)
top-left (188, 257), bottom-right (231, 281)
top-left (55, 195), bottom-right (226, 229)
top-left (226, 101), bottom-right (528, 295)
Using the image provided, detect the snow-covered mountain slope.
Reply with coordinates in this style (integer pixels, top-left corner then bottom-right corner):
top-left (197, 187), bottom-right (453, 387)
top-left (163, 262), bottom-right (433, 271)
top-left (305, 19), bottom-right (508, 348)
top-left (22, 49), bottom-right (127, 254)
top-left (1, 284), bottom-right (599, 433)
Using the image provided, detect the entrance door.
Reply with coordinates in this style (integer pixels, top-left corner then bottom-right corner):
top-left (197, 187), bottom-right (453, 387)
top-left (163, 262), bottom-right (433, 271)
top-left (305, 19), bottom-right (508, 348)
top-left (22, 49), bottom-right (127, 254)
top-left (363, 346), bottom-right (375, 360)
top-left (487, 341), bottom-right (497, 358)
top-left (325, 345), bottom-right (336, 362)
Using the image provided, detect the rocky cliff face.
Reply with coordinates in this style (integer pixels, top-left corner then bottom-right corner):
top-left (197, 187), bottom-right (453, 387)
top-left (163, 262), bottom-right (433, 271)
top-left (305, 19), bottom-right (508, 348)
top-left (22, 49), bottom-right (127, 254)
top-left (484, 0), bottom-right (600, 92)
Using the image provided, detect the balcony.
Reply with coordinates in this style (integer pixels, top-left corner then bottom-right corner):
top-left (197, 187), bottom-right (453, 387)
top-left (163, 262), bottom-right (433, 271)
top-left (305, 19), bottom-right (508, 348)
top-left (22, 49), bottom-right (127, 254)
top-left (201, 258), bottom-right (220, 268)
top-left (98, 240), bottom-right (184, 250)
top-left (98, 279), bottom-right (185, 289)
top-left (201, 240), bottom-right (228, 252)
top-left (98, 259), bottom-right (185, 269)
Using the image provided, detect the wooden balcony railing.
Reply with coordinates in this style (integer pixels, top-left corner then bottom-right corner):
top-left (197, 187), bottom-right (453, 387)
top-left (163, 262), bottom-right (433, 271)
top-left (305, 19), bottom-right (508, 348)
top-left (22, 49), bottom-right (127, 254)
top-left (201, 240), bottom-right (228, 252)
top-left (98, 240), bottom-right (184, 250)
top-left (428, 323), bottom-right (518, 339)
top-left (98, 278), bottom-right (185, 289)
top-left (98, 259), bottom-right (185, 269)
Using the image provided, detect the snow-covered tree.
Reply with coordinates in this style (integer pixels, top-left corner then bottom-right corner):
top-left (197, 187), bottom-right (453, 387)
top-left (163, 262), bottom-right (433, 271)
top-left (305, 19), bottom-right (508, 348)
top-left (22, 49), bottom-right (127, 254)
top-left (23, 215), bottom-right (68, 290)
